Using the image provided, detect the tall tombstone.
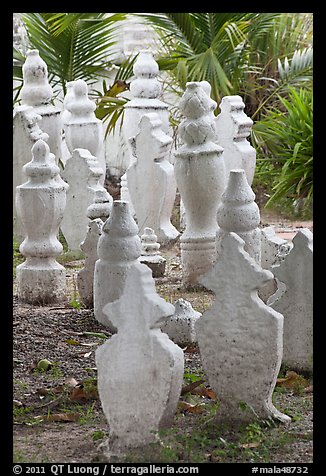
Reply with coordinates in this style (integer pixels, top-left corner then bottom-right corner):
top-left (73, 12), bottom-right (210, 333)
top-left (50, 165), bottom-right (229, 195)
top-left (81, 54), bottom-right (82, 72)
top-left (20, 49), bottom-right (62, 165)
top-left (77, 190), bottom-right (112, 308)
top-left (13, 106), bottom-right (49, 240)
top-left (60, 149), bottom-right (109, 252)
top-left (174, 82), bottom-right (226, 287)
top-left (216, 169), bottom-right (261, 264)
top-left (121, 49), bottom-right (171, 211)
top-left (96, 261), bottom-right (184, 457)
top-left (268, 229), bottom-right (313, 373)
top-left (196, 232), bottom-right (290, 423)
top-left (16, 139), bottom-right (68, 304)
top-left (127, 113), bottom-right (179, 244)
top-left (65, 79), bottom-right (106, 184)
top-left (61, 81), bottom-right (76, 166)
top-left (94, 200), bottom-right (143, 333)
top-left (215, 95), bottom-right (256, 185)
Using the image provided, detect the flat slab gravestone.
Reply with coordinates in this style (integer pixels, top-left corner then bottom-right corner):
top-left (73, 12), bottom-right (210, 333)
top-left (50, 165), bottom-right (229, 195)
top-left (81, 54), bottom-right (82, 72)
top-left (196, 232), bottom-right (290, 423)
top-left (268, 229), bottom-right (313, 373)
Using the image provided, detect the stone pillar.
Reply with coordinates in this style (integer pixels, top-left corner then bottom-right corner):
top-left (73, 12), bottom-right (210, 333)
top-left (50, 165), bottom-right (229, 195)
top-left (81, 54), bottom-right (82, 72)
top-left (215, 95), bottom-right (256, 185)
top-left (16, 139), bottom-right (68, 304)
top-left (77, 190), bottom-right (112, 308)
top-left (127, 113), bottom-right (179, 244)
top-left (60, 149), bottom-right (109, 252)
top-left (65, 79), bottom-right (106, 183)
top-left (121, 50), bottom-right (171, 210)
top-left (96, 260), bottom-right (183, 457)
top-left (139, 227), bottom-right (166, 278)
top-left (13, 106), bottom-right (49, 240)
top-left (20, 49), bottom-right (62, 165)
top-left (94, 200), bottom-right (142, 333)
top-left (216, 169), bottom-right (261, 264)
top-left (174, 82), bottom-right (226, 287)
top-left (196, 232), bottom-right (290, 423)
top-left (268, 229), bottom-right (313, 373)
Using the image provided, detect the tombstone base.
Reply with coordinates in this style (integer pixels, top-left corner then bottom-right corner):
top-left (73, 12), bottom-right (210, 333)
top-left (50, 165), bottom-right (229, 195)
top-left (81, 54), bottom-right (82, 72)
top-left (17, 259), bottom-right (66, 304)
top-left (139, 255), bottom-right (166, 278)
top-left (181, 238), bottom-right (216, 288)
top-left (215, 399), bottom-right (291, 424)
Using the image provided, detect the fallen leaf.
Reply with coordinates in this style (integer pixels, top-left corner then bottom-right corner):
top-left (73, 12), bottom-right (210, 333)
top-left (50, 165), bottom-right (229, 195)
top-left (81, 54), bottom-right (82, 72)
top-left (82, 332), bottom-right (109, 339)
top-left (276, 371), bottom-right (309, 389)
top-left (82, 352), bottom-right (92, 358)
top-left (178, 401), bottom-right (205, 414)
top-left (35, 412), bottom-right (81, 422)
top-left (192, 387), bottom-right (217, 400)
top-left (13, 400), bottom-right (23, 407)
top-left (181, 379), bottom-right (205, 395)
top-left (241, 442), bottom-right (260, 449)
top-left (69, 379), bottom-right (98, 402)
top-left (64, 376), bottom-right (78, 387)
top-left (65, 339), bottom-right (96, 347)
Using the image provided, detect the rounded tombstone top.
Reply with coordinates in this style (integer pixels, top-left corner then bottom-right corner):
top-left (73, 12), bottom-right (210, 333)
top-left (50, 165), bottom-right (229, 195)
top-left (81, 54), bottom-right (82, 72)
top-left (141, 227), bottom-right (160, 255)
top-left (21, 49), bottom-right (53, 106)
top-left (23, 139), bottom-right (60, 181)
top-left (179, 82), bottom-right (217, 120)
top-left (67, 79), bottom-right (96, 120)
top-left (87, 189), bottom-right (112, 222)
top-left (133, 50), bottom-right (159, 77)
top-left (130, 50), bottom-right (161, 99)
top-left (97, 201), bottom-right (142, 263)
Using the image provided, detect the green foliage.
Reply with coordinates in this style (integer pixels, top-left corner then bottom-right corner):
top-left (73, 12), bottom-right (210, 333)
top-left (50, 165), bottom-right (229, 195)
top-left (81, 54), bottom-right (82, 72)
top-left (253, 87), bottom-right (313, 211)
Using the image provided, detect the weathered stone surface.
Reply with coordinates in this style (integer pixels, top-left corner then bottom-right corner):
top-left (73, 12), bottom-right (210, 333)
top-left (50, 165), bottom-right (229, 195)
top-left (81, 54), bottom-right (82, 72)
top-left (94, 200), bottom-right (143, 332)
top-left (160, 298), bottom-right (201, 346)
top-left (20, 49), bottom-right (62, 165)
top-left (196, 232), bottom-right (290, 423)
top-left (268, 229), bottom-right (313, 373)
top-left (139, 227), bottom-right (166, 278)
top-left (215, 95), bottom-right (256, 185)
top-left (216, 169), bottom-right (261, 264)
top-left (174, 82), bottom-right (226, 287)
top-left (96, 264), bottom-right (184, 456)
top-left (127, 113), bottom-right (179, 244)
top-left (16, 139), bottom-right (68, 304)
top-left (259, 226), bottom-right (293, 302)
top-left (13, 106), bottom-right (49, 241)
top-left (61, 149), bottom-right (109, 252)
top-left (65, 79), bottom-right (106, 183)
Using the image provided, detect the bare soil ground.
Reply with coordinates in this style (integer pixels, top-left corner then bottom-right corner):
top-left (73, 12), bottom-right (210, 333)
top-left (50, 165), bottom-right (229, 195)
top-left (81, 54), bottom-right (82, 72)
top-left (12, 208), bottom-right (313, 464)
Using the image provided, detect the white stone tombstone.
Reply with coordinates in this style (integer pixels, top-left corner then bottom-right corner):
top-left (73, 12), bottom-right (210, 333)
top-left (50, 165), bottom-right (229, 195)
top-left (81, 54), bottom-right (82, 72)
top-left (196, 232), bottom-right (290, 423)
top-left (20, 49), bottom-right (62, 165)
top-left (13, 106), bottom-right (49, 240)
top-left (15, 139), bottom-right (68, 304)
top-left (215, 95), bottom-right (256, 185)
top-left (60, 81), bottom-right (76, 166)
top-left (94, 200), bottom-right (143, 332)
top-left (160, 298), bottom-right (201, 346)
top-left (96, 264), bottom-right (184, 456)
top-left (77, 190), bottom-right (112, 308)
top-left (174, 81), bottom-right (226, 287)
top-left (268, 229), bottom-right (313, 373)
top-left (127, 113), bottom-right (179, 244)
top-left (139, 227), bottom-right (166, 278)
top-left (65, 79), bottom-right (106, 183)
top-left (259, 227), bottom-right (293, 302)
top-left (216, 169), bottom-right (261, 264)
top-left (60, 149), bottom-right (109, 252)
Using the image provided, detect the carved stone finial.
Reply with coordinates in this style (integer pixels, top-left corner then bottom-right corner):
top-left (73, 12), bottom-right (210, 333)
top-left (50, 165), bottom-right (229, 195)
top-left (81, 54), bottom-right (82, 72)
top-left (20, 49), bottom-right (53, 107)
top-left (139, 227), bottom-right (166, 277)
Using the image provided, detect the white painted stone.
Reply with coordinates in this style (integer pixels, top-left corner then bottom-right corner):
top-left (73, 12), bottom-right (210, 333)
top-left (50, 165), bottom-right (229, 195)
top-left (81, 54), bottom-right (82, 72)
top-left (20, 49), bottom-right (62, 166)
top-left (65, 79), bottom-right (106, 183)
top-left (259, 227), bottom-right (293, 302)
top-left (215, 95), bottom-right (256, 185)
top-left (196, 232), bottom-right (290, 423)
top-left (139, 227), bottom-right (166, 278)
top-left (122, 50), bottom-right (172, 202)
top-left (268, 229), bottom-right (313, 373)
top-left (61, 81), bottom-right (76, 127)
top-left (77, 190), bottom-right (112, 308)
top-left (160, 298), bottom-right (201, 346)
top-left (127, 113), bottom-right (179, 244)
top-left (60, 149), bottom-right (109, 252)
top-left (96, 264), bottom-right (184, 456)
top-left (216, 169), bottom-right (261, 264)
top-left (15, 139), bottom-right (68, 304)
top-left (94, 200), bottom-right (143, 332)
top-left (174, 82), bottom-right (226, 287)
top-left (13, 106), bottom-right (49, 241)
